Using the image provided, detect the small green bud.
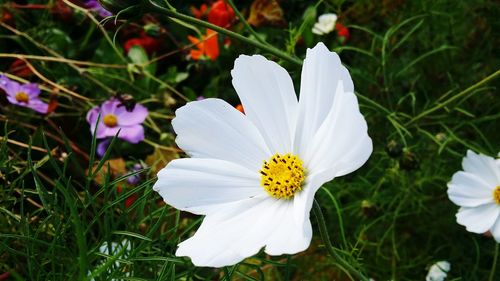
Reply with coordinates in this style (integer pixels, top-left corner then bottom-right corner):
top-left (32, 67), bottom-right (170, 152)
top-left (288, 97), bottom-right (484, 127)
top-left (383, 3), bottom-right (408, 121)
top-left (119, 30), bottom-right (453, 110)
top-left (399, 150), bottom-right (419, 171)
top-left (361, 200), bottom-right (377, 217)
top-left (386, 140), bottom-right (403, 158)
top-left (144, 23), bottom-right (160, 37)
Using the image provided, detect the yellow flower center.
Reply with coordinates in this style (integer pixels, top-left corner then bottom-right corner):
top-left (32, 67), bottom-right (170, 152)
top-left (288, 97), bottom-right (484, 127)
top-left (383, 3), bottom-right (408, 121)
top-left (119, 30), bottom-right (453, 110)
top-left (15, 92), bottom-right (29, 103)
top-left (260, 153), bottom-right (305, 200)
top-left (103, 114), bottom-right (118, 127)
top-left (493, 186), bottom-right (500, 205)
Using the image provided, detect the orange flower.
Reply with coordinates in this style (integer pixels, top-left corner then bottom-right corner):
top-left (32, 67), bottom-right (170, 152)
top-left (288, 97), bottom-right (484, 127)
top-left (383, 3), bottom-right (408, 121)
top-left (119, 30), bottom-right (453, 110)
top-left (187, 29), bottom-right (219, 61)
top-left (190, 4), bottom-right (208, 19)
top-left (235, 104), bottom-right (244, 114)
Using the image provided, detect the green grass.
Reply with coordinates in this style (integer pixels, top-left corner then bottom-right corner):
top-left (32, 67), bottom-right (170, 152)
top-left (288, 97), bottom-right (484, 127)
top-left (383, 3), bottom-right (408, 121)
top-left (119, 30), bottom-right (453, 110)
top-left (0, 0), bottom-right (499, 280)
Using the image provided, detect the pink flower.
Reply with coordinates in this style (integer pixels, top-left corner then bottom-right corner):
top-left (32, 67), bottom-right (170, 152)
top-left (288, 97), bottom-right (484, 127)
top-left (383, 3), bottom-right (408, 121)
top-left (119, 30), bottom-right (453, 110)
top-left (0, 75), bottom-right (48, 114)
top-left (86, 98), bottom-right (148, 143)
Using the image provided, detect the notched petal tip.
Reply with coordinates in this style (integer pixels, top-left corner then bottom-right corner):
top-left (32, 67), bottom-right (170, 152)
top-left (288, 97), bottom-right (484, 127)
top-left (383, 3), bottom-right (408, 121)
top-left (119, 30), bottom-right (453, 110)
top-left (231, 54), bottom-right (269, 76)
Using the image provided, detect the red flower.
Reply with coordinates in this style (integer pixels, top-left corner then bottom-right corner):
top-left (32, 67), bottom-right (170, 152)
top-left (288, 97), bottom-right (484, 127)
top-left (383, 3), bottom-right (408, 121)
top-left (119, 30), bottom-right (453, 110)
top-left (335, 22), bottom-right (350, 42)
top-left (124, 32), bottom-right (160, 55)
top-left (208, 0), bottom-right (235, 28)
top-left (0, 9), bottom-right (15, 26)
top-left (191, 4), bottom-right (208, 19)
top-left (9, 59), bottom-right (32, 78)
top-left (51, 0), bottom-right (73, 23)
top-left (187, 29), bottom-right (219, 61)
top-left (117, 186), bottom-right (138, 209)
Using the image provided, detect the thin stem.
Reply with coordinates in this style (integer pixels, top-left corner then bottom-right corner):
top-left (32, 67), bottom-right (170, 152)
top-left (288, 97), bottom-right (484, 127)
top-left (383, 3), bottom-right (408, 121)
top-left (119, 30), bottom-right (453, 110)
top-left (313, 199), bottom-right (369, 281)
top-left (63, 0), bottom-right (127, 63)
top-left (0, 53), bottom-right (126, 68)
top-left (320, 187), bottom-right (348, 250)
top-left (146, 0), bottom-right (302, 66)
top-left (225, 0), bottom-right (267, 45)
top-left (489, 243), bottom-right (499, 281)
top-left (407, 69), bottom-right (500, 125)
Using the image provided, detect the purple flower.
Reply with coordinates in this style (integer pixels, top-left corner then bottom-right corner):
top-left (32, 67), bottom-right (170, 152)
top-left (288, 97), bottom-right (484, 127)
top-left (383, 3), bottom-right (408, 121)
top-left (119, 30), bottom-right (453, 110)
top-left (86, 98), bottom-right (148, 144)
top-left (0, 75), bottom-right (48, 114)
top-left (127, 163), bottom-right (145, 185)
top-left (97, 138), bottom-right (112, 157)
top-left (83, 0), bottom-right (113, 18)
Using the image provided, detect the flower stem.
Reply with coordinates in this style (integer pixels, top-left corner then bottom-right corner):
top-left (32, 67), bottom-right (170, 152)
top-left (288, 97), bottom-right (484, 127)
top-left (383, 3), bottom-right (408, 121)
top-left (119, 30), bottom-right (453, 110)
top-left (225, 0), bottom-right (267, 45)
top-left (146, 0), bottom-right (302, 66)
top-left (312, 199), bottom-right (369, 281)
top-left (406, 69), bottom-right (500, 125)
top-left (489, 243), bottom-right (499, 281)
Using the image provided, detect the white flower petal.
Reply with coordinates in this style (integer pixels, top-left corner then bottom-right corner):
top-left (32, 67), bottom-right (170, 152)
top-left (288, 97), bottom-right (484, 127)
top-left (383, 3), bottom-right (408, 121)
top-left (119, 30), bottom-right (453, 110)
top-left (176, 196), bottom-right (313, 267)
top-left (302, 81), bottom-right (372, 176)
top-left (264, 200), bottom-right (312, 255)
top-left (456, 204), bottom-right (500, 234)
top-left (231, 55), bottom-right (298, 154)
top-left (312, 24), bottom-right (329, 35)
top-left (312, 14), bottom-right (337, 35)
top-left (172, 98), bottom-right (271, 171)
top-left (318, 13), bottom-right (337, 24)
top-left (291, 172), bottom-right (330, 243)
top-left (489, 215), bottom-right (500, 243)
top-left (447, 171), bottom-right (494, 207)
top-left (312, 25), bottom-right (325, 35)
top-left (154, 158), bottom-right (265, 215)
top-left (425, 261), bottom-right (450, 281)
top-left (153, 43), bottom-right (375, 268)
top-left (294, 43), bottom-right (354, 158)
top-left (462, 150), bottom-right (500, 186)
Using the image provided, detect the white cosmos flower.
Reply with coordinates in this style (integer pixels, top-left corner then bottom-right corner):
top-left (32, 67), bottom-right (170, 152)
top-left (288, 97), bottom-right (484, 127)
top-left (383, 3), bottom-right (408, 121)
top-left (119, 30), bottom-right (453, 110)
top-left (153, 42), bottom-right (372, 267)
top-left (312, 13), bottom-right (338, 35)
top-left (447, 150), bottom-right (500, 241)
top-left (425, 261), bottom-right (450, 281)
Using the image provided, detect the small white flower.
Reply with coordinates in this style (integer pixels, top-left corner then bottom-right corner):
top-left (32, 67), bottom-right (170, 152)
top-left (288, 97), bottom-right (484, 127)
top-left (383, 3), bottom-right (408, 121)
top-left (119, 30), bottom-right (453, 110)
top-left (447, 150), bottom-right (500, 241)
top-left (312, 13), bottom-right (338, 35)
top-left (425, 261), bottom-right (450, 281)
top-left (153, 42), bottom-right (372, 267)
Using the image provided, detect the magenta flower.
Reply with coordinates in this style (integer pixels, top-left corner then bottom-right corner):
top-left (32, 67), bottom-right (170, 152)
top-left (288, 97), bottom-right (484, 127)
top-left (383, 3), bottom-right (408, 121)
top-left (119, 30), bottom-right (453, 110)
top-left (83, 0), bottom-right (112, 18)
top-left (127, 163), bottom-right (145, 185)
top-left (0, 75), bottom-right (48, 114)
top-left (86, 99), bottom-right (148, 144)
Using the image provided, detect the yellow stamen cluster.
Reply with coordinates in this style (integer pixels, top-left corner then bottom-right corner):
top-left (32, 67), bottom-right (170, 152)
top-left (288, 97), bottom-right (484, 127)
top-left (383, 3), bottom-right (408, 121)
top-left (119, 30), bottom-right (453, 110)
top-left (103, 114), bottom-right (118, 127)
top-left (15, 92), bottom-right (29, 103)
top-left (260, 153), bottom-right (305, 199)
top-left (493, 186), bottom-right (500, 205)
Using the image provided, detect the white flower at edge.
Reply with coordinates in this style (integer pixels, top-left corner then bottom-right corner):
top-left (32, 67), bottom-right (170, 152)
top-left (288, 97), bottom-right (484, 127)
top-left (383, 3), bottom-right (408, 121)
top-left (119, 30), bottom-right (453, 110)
top-left (312, 13), bottom-right (338, 35)
top-left (425, 261), bottom-right (450, 281)
top-left (153, 42), bottom-right (373, 267)
top-left (89, 239), bottom-right (132, 280)
top-left (447, 150), bottom-right (500, 241)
